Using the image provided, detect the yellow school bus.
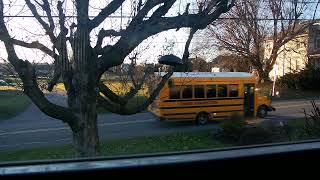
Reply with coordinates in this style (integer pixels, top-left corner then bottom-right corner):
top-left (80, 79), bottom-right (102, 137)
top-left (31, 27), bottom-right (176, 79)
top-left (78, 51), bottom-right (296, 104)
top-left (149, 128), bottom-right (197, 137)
top-left (149, 72), bottom-right (275, 125)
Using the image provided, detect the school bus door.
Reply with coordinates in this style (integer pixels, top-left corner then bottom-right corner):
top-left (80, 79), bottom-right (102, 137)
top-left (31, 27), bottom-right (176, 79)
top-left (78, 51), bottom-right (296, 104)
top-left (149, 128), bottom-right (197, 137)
top-left (244, 84), bottom-right (255, 117)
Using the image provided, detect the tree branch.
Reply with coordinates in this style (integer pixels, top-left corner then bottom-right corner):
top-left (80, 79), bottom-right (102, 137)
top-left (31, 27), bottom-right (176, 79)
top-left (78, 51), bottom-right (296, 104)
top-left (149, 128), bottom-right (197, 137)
top-left (149, 0), bottom-right (175, 20)
top-left (89, 0), bottom-right (125, 30)
top-left (53, 1), bottom-right (73, 93)
top-left (39, 0), bottom-right (55, 32)
top-left (25, 0), bottom-right (56, 42)
top-left (98, 70), bottom-right (173, 115)
top-left (0, 4), bottom-right (77, 124)
top-left (99, 68), bottom-right (149, 106)
top-left (10, 38), bottom-right (58, 59)
top-left (95, 29), bottom-right (124, 50)
top-left (129, 0), bottom-right (166, 27)
top-left (97, 1), bottom-right (234, 74)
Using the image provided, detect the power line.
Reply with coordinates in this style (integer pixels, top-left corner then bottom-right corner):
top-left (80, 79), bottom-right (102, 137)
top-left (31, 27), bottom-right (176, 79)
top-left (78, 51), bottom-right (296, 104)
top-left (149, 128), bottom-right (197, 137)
top-left (2, 15), bottom-right (318, 21)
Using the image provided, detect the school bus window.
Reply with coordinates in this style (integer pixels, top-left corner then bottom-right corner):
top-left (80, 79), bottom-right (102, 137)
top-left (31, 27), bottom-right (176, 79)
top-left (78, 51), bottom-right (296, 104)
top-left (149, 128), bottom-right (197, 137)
top-left (229, 84), bottom-right (239, 97)
top-left (194, 85), bottom-right (205, 98)
top-left (206, 85), bottom-right (217, 98)
top-left (182, 85), bottom-right (193, 99)
top-left (169, 86), bottom-right (181, 99)
top-left (218, 85), bottom-right (228, 97)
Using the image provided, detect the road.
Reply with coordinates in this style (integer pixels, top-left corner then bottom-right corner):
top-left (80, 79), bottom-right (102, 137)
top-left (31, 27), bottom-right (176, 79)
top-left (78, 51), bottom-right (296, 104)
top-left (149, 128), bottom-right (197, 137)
top-left (0, 94), bottom-right (319, 151)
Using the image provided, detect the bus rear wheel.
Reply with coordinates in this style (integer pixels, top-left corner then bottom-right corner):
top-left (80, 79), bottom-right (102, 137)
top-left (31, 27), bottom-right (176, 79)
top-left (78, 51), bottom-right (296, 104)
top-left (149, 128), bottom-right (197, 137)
top-left (257, 106), bottom-right (268, 118)
top-left (196, 113), bottom-right (209, 125)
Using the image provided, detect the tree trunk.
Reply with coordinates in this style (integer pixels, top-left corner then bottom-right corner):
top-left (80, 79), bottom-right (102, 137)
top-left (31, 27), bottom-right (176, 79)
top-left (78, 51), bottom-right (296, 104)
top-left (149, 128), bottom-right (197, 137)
top-left (70, 22), bottom-right (100, 157)
top-left (71, 85), bottom-right (100, 157)
top-left (259, 71), bottom-right (271, 83)
top-left (72, 113), bottom-right (100, 157)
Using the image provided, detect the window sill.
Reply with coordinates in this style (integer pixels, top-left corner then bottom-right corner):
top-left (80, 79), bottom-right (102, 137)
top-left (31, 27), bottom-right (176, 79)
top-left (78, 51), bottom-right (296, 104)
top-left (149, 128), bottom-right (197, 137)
top-left (1, 140), bottom-right (320, 176)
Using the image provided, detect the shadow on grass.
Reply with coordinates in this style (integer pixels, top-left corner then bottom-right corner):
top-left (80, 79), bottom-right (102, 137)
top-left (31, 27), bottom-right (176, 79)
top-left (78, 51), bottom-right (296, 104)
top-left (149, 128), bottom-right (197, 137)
top-left (0, 90), bottom-right (31, 121)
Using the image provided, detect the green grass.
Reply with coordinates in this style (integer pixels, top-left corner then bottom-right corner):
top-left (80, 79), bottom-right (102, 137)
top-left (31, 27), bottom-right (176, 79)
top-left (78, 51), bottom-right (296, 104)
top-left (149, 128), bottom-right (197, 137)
top-left (0, 90), bottom-right (31, 120)
top-left (287, 119), bottom-right (306, 128)
top-left (0, 119), bottom-right (318, 163)
top-left (0, 130), bottom-right (228, 162)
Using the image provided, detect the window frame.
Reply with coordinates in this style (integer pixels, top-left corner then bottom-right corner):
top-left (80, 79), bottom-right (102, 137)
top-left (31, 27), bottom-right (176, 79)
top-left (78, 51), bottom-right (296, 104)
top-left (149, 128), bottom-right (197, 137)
top-left (181, 85), bottom-right (193, 99)
top-left (206, 84), bottom-right (217, 98)
top-left (169, 85), bottom-right (181, 100)
top-left (217, 84), bottom-right (228, 97)
top-left (228, 84), bottom-right (239, 97)
top-left (194, 85), bottom-right (205, 99)
top-left (1, 140), bottom-right (320, 176)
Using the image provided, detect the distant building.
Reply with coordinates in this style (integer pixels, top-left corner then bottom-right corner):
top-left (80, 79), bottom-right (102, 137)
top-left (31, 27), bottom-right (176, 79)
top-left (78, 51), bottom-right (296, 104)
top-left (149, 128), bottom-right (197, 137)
top-left (211, 67), bottom-right (220, 72)
top-left (264, 22), bottom-right (320, 79)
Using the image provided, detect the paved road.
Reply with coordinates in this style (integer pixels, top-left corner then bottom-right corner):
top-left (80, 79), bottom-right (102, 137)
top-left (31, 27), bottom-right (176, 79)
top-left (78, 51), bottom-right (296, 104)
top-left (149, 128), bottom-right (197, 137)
top-left (0, 94), bottom-right (319, 151)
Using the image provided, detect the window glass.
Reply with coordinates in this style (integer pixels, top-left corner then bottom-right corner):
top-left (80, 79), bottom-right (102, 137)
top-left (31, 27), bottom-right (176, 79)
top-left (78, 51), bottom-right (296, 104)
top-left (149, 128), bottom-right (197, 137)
top-left (169, 86), bottom-right (181, 99)
top-left (194, 85), bottom-right (205, 98)
top-left (206, 85), bottom-right (217, 98)
top-left (1, 0), bottom-right (317, 168)
top-left (317, 39), bottom-right (320, 49)
top-left (182, 85), bottom-right (193, 99)
top-left (229, 85), bottom-right (239, 97)
top-left (218, 85), bottom-right (228, 97)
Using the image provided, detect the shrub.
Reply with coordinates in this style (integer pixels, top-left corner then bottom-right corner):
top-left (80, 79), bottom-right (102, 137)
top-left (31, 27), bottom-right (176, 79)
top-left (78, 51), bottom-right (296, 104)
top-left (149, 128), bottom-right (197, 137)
top-left (218, 113), bottom-right (246, 142)
top-left (279, 65), bottom-right (320, 90)
top-left (303, 101), bottom-right (320, 138)
top-left (239, 126), bottom-right (274, 145)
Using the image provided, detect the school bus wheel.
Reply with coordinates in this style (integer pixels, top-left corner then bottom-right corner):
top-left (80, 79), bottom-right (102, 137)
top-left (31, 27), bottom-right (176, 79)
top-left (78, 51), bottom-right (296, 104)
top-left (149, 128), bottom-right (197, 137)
top-left (257, 105), bottom-right (268, 118)
top-left (196, 112), bottom-right (210, 125)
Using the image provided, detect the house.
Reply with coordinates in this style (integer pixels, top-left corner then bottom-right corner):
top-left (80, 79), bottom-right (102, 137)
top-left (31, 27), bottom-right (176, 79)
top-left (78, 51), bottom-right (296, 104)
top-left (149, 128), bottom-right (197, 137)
top-left (307, 22), bottom-right (320, 69)
top-left (264, 22), bottom-right (320, 79)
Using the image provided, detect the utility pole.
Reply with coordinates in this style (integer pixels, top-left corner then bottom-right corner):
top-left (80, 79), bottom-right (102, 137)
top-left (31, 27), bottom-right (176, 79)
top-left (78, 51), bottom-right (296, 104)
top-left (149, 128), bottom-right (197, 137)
top-left (272, 64), bottom-right (278, 96)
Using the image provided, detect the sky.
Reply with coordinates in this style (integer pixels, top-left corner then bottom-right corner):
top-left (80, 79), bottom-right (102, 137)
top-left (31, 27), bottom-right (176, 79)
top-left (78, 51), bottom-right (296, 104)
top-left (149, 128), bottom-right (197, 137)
top-left (0, 0), bottom-right (203, 65)
top-left (0, 0), bottom-right (320, 65)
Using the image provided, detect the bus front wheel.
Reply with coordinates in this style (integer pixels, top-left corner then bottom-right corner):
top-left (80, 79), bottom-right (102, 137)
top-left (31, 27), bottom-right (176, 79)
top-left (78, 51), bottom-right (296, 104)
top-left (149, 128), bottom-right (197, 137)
top-left (257, 106), bottom-right (268, 118)
top-left (196, 113), bottom-right (209, 125)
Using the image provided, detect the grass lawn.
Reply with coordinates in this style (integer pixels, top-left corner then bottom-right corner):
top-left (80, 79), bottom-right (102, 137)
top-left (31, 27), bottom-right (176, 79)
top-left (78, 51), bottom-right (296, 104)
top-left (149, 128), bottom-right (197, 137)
top-left (0, 90), bottom-right (31, 120)
top-left (0, 119), bottom-right (317, 163)
top-left (0, 130), bottom-right (228, 162)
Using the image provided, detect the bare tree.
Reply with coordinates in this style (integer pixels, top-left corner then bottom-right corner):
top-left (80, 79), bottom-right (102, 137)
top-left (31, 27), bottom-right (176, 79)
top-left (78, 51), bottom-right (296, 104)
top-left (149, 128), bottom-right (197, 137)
top-left (191, 56), bottom-right (211, 72)
top-left (0, 0), bottom-right (234, 157)
top-left (205, 0), bottom-right (311, 81)
top-left (213, 53), bottom-right (251, 72)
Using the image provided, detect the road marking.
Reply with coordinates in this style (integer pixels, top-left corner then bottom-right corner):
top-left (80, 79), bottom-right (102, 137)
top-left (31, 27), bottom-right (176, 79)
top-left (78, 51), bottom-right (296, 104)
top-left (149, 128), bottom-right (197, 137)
top-left (99, 119), bottom-right (154, 127)
top-left (0, 119), bottom-right (155, 136)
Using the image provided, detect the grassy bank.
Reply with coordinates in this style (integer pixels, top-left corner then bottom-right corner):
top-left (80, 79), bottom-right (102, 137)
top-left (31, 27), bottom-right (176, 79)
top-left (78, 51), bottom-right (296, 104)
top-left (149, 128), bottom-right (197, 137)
top-left (0, 130), bottom-right (228, 162)
top-left (0, 119), bottom-right (317, 163)
top-left (0, 90), bottom-right (31, 120)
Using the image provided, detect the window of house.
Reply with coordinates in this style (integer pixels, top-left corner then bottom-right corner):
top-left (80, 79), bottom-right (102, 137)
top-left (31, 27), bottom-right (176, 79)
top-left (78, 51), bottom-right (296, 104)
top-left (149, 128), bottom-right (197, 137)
top-left (182, 85), bottom-right (193, 99)
top-left (169, 86), bottom-right (181, 99)
top-left (218, 85), bottom-right (228, 97)
top-left (206, 85), bottom-right (217, 98)
top-left (229, 85), bottom-right (239, 97)
top-left (194, 85), bottom-right (205, 98)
